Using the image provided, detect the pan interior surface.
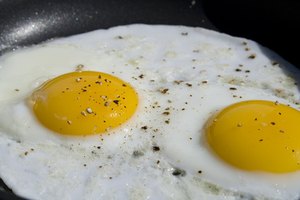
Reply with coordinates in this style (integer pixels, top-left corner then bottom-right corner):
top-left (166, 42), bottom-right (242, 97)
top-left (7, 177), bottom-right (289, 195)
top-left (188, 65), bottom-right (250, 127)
top-left (0, 0), bottom-right (215, 55)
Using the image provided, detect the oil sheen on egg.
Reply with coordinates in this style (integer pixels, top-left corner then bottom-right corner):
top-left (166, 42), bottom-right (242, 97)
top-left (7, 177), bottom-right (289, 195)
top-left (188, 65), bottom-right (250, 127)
top-left (1, 24), bottom-right (300, 200)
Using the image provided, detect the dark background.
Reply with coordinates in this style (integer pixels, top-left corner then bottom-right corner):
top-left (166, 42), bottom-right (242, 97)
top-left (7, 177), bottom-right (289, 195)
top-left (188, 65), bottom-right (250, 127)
top-left (204, 0), bottom-right (300, 68)
top-left (0, 0), bottom-right (299, 199)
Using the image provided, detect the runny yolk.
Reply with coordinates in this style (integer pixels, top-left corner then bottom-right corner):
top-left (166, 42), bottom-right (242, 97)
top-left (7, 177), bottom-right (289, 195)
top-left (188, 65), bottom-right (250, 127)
top-left (205, 100), bottom-right (300, 173)
top-left (31, 71), bottom-right (138, 136)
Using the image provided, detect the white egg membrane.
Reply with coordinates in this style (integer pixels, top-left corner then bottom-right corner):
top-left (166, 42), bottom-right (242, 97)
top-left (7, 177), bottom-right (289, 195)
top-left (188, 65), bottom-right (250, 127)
top-left (0, 24), bottom-right (300, 200)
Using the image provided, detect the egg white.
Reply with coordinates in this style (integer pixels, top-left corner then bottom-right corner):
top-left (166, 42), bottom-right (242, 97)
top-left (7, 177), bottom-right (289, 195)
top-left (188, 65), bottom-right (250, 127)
top-left (0, 24), bottom-right (300, 200)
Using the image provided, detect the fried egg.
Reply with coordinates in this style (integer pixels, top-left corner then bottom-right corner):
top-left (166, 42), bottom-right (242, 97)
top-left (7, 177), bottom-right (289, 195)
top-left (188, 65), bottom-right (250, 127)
top-left (0, 24), bottom-right (300, 200)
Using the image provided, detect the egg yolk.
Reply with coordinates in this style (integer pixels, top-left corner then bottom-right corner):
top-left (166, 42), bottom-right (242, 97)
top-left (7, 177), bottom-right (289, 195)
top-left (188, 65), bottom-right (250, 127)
top-left (206, 100), bottom-right (300, 173)
top-left (31, 71), bottom-right (138, 136)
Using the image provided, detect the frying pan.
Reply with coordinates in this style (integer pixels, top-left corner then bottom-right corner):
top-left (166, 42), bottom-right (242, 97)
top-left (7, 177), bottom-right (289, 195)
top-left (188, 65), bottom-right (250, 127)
top-left (0, 0), bottom-right (299, 199)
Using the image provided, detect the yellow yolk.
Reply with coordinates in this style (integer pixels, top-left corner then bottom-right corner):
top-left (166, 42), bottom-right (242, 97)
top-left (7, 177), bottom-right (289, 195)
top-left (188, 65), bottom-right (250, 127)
top-left (31, 71), bottom-right (138, 136)
top-left (205, 100), bottom-right (300, 173)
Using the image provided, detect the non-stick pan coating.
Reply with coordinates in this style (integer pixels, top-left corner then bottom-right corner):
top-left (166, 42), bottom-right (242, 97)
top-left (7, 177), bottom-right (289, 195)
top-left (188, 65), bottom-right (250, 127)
top-left (0, 0), bottom-right (215, 54)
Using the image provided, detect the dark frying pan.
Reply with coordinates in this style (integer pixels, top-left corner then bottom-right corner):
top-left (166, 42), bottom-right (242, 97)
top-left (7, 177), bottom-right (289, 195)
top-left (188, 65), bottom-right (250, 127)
top-left (0, 0), bottom-right (299, 199)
